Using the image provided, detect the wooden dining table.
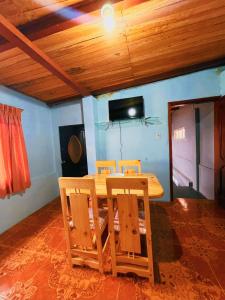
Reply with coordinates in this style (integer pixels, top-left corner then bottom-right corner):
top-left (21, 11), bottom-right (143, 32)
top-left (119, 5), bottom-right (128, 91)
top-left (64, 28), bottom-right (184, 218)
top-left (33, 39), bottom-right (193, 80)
top-left (83, 173), bottom-right (164, 199)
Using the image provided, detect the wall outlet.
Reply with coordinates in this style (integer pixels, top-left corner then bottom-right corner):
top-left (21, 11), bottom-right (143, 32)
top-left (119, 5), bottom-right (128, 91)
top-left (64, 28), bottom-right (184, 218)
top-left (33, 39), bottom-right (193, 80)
top-left (155, 132), bottom-right (161, 139)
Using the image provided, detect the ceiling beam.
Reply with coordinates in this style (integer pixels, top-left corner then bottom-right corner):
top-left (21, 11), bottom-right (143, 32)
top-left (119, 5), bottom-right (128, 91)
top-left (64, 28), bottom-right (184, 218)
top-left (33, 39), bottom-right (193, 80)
top-left (0, 0), bottom-right (148, 53)
top-left (0, 14), bottom-right (90, 97)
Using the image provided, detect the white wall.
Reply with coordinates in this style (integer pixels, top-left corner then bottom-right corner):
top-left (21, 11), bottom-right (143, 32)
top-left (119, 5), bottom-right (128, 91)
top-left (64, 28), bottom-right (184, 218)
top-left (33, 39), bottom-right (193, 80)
top-left (172, 105), bottom-right (197, 188)
top-left (50, 100), bottom-right (83, 177)
top-left (0, 86), bottom-right (58, 233)
top-left (198, 102), bottom-right (214, 199)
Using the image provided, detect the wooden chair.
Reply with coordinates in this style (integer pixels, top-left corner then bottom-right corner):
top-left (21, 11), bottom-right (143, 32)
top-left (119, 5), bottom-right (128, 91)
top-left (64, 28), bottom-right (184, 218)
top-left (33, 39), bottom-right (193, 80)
top-left (118, 160), bottom-right (141, 174)
top-left (106, 177), bottom-right (154, 284)
top-left (58, 177), bottom-right (108, 273)
top-left (96, 160), bottom-right (116, 174)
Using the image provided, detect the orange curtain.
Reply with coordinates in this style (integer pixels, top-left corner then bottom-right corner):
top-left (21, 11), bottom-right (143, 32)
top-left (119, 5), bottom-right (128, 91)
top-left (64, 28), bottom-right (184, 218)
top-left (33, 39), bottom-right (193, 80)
top-left (0, 104), bottom-right (31, 198)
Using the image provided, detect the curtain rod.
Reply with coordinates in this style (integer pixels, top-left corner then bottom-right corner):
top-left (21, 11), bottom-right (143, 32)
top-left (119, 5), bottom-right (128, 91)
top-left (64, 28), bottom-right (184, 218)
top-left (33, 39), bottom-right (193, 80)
top-left (0, 103), bottom-right (24, 112)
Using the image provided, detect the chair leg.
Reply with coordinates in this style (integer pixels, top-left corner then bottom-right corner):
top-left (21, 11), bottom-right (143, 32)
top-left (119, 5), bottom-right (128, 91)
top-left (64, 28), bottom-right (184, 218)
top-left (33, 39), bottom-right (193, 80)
top-left (99, 263), bottom-right (104, 274)
top-left (69, 259), bottom-right (73, 268)
top-left (67, 251), bottom-right (73, 267)
top-left (149, 269), bottom-right (154, 285)
top-left (112, 272), bottom-right (117, 277)
top-left (112, 269), bottom-right (117, 277)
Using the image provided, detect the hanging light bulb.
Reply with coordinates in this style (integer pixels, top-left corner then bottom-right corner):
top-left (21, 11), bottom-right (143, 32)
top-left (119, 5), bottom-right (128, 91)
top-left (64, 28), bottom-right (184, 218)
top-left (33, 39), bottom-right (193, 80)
top-left (101, 3), bottom-right (115, 32)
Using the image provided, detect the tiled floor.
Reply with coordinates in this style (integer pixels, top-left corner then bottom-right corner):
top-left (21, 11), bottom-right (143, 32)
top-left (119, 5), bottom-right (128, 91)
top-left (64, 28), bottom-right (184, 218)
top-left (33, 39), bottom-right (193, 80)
top-left (0, 198), bottom-right (225, 299)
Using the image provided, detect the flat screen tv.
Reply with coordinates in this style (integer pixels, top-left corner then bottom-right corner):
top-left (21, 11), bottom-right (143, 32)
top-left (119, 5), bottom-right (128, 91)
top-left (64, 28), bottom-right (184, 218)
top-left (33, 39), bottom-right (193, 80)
top-left (109, 96), bottom-right (144, 121)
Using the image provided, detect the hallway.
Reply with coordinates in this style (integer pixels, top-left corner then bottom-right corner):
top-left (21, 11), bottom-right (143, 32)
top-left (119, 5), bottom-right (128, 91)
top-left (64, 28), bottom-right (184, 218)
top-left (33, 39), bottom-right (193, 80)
top-left (173, 183), bottom-right (206, 200)
top-left (171, 101), bottom-right (215, 201)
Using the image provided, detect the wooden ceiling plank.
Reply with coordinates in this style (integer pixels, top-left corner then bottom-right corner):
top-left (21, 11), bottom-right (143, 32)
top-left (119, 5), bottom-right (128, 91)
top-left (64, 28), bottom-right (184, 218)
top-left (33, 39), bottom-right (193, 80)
top-left (128, 30), bottom-right (225, 65)
top-left (84, 40), bottom-right (225, 91)
top-left (44, 38), bottom-right (130, 63)
top-left (53, 51), bottom-right (131, 72)
top-left (0, 0), bottom-right (148, 53)
top-left (56, 16), bottom-right (225, 67)
top-left (126, 5), bottom-right (225, 42)
top-left (0, 0), bottom-right (84, 27)
top-left (131, 41), bottom-right (225, 77)
top-left (90, 57), bottom-right (225, 97)
top-left (47, 95), bottom-right (82, 105)
top-left (11, 75), bottom-right (71, 94)
top-left (0, 13), bottom-right (89, 97)
top-left (77, 67), bottom-right (133, 82)
top-left (127, 21), bottom-right (225, 49)
top-left (1, 0), bottom-right (225, 103)
top-left (0, 55), bottom-right (46, 73)
top-left (124, 0), bottom-right (224, 28)
top-left (33, 86), bottom-right (79, 101)
top-left (0, 63), bottom-right (51, 85)
top-left (0, 69), bottom-right (50, 85)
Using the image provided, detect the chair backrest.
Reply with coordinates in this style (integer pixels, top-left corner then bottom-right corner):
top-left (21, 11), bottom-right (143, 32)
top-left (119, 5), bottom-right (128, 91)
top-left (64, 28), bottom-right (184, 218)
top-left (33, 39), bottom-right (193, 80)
top-left (118, 160), bottom-right (141, 174)
top-left (107, 177), bottom-right (148, 252)
top-left (58, 177), bottom-right (100, 250)
top-left (96, 160), bottom-right (116, 174)
top-left (106, 177), bottom-right (154, 283)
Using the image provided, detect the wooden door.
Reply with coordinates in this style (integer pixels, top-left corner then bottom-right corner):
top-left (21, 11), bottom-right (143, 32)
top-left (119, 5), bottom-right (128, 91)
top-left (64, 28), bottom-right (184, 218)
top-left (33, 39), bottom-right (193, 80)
top-left (215, 97), bottom-right (225, 207)
top-left (59, 124), bottom-right (88, 177)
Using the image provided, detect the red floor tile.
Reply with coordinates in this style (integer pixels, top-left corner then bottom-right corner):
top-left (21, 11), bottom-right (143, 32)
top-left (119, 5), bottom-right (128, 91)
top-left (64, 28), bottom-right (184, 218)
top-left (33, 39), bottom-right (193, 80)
top-left (117, 278), bottom-right (137, 300)
top-left (189, 224), bottom-right (225, 251)
top-left (208, 249), bottom-right (225, 291)
top-left (0, 198), bottom-right (225, 299)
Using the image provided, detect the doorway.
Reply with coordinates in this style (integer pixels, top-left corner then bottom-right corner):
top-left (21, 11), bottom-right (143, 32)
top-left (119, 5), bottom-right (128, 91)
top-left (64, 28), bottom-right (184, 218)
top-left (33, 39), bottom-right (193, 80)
top-left (214, 97), bottom-right (225, 208)
top-left (168, 96), bottom-right (222, 202)
top-left (59, 124), bottom-right (88, 177)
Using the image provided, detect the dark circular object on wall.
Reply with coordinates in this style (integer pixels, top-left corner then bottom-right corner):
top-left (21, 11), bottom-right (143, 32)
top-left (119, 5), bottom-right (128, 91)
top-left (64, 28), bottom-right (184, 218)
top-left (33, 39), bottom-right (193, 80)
top-left (68, 135), bottom-right (82, 164)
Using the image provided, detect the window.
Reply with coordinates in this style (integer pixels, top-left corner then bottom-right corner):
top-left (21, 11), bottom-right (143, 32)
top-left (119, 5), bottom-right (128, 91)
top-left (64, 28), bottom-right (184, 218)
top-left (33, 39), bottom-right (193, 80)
top-left (174, 127), bottom-right (186, 140)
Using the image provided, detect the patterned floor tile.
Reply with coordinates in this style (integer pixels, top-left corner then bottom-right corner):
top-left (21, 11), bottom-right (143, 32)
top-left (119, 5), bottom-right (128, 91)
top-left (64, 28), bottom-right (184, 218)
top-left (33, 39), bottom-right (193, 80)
top-left (0, 198), bottom-right (225, 299)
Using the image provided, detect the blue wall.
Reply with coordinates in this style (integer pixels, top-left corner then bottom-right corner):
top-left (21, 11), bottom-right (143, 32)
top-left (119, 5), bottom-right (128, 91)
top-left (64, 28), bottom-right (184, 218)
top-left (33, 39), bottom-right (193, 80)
top-left (220, 70), bottom-right (225, 95)
top-left (82, 96), bottom-right (98, 174)
top-left (0, 86), bottom-right (58, 233)
top-left (51, 100), bottom-right (83, 177)
top-left (0, 68), bottom-right (222, 233)
top-left (95, 69), bottom-right (220, 201)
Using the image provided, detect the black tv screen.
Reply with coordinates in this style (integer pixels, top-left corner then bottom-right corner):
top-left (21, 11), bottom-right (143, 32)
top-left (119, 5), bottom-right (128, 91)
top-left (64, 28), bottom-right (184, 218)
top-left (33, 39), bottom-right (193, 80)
top-left (109, 97), bottom-right (144, 121)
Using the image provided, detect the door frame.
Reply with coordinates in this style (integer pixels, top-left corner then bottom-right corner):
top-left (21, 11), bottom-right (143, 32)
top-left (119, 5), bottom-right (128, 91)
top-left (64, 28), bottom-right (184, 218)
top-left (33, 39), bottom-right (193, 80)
top-left (168, 96), bottom-right (221, 202)
top-left (214, 96), bottom-right (225, 207)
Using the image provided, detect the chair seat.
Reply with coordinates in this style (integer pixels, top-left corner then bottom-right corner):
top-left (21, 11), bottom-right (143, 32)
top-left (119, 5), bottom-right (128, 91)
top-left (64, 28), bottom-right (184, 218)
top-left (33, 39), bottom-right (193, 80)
top-left (114, 210), bottom-right (146, 235)
top-left (69, 207), bottom-right (108, 230)
top-left (101, 169), bottom-right (111, 174)
top-left (124, 169), bottom-right (136, 174)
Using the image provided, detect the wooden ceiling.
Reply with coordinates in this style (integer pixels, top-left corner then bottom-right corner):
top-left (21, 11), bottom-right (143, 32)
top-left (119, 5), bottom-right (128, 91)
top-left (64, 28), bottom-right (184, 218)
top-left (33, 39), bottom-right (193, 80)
top-left (0, 0), bottom-right (84, 26)
top-left (0, 0), bottom-right (225, 103)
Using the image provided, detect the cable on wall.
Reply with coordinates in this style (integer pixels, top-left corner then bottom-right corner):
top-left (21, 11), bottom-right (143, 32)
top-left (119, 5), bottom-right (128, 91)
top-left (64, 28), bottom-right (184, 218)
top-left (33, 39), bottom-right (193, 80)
top-left (119, 121), bottom-right (123, 160)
